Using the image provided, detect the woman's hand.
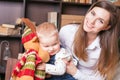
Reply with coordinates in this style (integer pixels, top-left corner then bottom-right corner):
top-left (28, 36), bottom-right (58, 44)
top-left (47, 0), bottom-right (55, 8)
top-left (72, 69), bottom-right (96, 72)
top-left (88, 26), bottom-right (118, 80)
top-left (63, 59), bottom-right (77, 76)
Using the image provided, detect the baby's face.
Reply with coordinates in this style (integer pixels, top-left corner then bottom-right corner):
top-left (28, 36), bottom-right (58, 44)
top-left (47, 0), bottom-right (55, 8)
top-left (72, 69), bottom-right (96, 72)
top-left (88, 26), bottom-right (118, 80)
top-left (39, 34), bottom-right (60, 56)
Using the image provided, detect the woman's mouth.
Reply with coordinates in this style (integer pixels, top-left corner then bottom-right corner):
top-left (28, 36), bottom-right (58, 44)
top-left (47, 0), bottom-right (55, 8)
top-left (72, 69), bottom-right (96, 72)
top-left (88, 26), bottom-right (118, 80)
top-left (86, 20), bottom-right (93, 29)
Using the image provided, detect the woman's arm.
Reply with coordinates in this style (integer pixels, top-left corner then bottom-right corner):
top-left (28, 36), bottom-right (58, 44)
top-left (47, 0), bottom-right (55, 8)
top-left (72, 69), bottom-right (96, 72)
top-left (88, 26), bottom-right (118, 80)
top-left (65, 60), bottom-right (105, 80)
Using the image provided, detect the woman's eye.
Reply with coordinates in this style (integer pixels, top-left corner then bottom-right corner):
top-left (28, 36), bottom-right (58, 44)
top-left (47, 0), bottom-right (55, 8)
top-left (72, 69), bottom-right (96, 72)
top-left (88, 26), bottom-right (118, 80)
top-left (98, 19), bottom-right (104, 24)
top-left (100, 20), bottom-right (104, 24)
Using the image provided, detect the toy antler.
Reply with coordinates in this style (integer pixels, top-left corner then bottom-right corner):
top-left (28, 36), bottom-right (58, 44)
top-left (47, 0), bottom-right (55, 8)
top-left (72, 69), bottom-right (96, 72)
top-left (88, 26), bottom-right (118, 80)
top-left (21, 18), bottom-right (36, 33)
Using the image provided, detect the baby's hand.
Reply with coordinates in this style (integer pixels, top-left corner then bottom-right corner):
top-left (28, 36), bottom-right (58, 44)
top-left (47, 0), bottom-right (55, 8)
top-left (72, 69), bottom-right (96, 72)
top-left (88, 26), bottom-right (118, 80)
top-left (37, 63), bottom-right (46, 70)
top-left (66, 60), bottom-right (77, 76)
top-left (62, 57), bottom-right (78, 66)
top-left (62, 58), bottom-right (71, 65)
top-left (45, 74), bottom-right (51, 78)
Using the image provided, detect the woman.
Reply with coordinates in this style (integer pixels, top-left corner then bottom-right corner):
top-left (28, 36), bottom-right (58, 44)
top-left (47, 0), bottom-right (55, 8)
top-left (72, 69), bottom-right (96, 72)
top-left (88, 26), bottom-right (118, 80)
top-left (59, 1), bottom-right (120, 80)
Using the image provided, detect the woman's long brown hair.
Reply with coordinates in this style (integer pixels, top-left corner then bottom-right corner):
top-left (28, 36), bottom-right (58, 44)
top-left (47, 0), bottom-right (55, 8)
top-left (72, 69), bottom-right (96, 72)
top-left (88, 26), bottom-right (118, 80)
top-left (73, 1), bottom-right (120, 80)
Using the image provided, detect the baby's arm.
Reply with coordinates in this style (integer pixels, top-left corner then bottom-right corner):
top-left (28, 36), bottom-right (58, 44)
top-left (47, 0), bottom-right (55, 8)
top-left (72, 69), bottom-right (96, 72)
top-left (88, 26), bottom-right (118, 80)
top-left (45, 48), bottom-right (71, 75)
top-left (45, 59), bottom-right (66, 75)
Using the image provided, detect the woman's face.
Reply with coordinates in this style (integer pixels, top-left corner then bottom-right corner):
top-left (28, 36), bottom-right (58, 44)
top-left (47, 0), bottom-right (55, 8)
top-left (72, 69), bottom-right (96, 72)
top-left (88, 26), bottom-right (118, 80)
top-left (83, 7), bottom-right (110, 34)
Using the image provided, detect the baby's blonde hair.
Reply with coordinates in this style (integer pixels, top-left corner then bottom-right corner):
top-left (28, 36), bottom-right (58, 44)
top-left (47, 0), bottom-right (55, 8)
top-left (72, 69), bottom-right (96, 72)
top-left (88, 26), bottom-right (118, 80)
top-left (36, 22), bottom-right (58, 38)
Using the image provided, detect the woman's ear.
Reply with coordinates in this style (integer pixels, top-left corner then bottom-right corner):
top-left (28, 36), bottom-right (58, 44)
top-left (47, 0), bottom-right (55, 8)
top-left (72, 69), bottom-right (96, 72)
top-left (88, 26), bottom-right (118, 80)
top-left (103, 25), bottom-right (111, 30)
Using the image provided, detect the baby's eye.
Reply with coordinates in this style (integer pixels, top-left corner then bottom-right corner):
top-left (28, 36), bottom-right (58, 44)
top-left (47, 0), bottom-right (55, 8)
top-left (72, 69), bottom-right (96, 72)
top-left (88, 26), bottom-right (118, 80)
top-left (53, 43), bottom-right (57, 46)
top-left (44, 45), bottom-right (49, 48)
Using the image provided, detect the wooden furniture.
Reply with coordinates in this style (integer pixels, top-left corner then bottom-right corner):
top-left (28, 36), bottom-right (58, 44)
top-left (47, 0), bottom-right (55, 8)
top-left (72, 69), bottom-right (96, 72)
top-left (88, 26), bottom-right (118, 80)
top-left (5, 58), bottom-right (18, 80)
top-left (0, 0), bottom-right (24, 76)
top-left (0, 1), bottom-right (92, 73)
top-left (0, 0), bottom-right (120, 79)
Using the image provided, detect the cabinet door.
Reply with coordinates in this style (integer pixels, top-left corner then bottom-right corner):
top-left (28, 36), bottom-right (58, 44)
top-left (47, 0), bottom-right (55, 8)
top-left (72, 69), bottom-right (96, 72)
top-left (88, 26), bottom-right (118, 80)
top-left (0, 0), bottom-right (24, 74)
top-left (0, 0), bottom-right (24, 24)
top-left (61, 2), bottom-right (91, 15)
top-left (0, 36), bottom-right (22, 73)
top-left (60, 2), bottom-right (91, 27)
top-left (25, 0), bottom-right (61, 27)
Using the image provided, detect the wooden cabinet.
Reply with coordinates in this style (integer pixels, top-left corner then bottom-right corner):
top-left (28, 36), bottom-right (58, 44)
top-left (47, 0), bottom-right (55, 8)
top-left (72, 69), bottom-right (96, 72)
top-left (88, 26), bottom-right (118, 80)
top-left (0, 0), bottom-right (24, 24)
top-left (0, 0), bottom-right (24, 76)
top-left (25, 0), bottom-right (61, 26)
top-left (0, 0), bottom-right (120, 78)
top-left (0, 0), bottom-right (90, 75)
top-left (24, 0), bottom-right (93, 29)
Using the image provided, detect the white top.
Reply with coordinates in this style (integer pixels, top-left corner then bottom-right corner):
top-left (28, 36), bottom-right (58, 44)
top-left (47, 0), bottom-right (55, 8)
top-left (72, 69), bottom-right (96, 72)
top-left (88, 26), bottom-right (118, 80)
top-left (45, 48), bottom-right (71, 75)
top-left (59, 24), bottom-right (105, 80)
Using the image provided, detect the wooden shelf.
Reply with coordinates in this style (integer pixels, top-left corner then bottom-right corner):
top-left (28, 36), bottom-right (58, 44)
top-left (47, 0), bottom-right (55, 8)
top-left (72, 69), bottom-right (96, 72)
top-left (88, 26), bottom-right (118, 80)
top-left (27, 0), bottom-right (61, 3)
top-left (0, 35), bottom-right (21, 38)
top-left (25, 0), bottom-right (61, 25)
top-left (62, 2), bottom-right (91, 15)
top-left (0, 0), bottom-right (120, 75)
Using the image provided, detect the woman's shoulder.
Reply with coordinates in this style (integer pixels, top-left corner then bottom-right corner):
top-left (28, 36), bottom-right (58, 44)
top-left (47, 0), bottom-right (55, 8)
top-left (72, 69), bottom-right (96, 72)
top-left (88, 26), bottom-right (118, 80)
top-left (60, 24), bottom-right (79, 32)
top-left (59, 24), bottom-right (79, 48)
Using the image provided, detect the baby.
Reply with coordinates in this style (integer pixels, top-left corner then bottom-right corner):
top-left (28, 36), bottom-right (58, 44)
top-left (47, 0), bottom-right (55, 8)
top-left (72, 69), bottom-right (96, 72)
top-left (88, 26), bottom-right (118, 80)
top-left (36, 22), bottom-right (76, 80)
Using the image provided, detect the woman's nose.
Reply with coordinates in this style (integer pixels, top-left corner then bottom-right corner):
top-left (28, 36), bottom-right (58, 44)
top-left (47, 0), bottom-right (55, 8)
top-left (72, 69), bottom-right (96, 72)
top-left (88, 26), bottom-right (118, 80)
top-left (90, 18), bottom-right (96, 24)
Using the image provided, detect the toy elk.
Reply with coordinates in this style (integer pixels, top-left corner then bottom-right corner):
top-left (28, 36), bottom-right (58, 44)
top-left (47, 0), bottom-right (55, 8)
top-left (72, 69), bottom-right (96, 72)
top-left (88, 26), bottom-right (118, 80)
top-left (11, 18), bottom-right (50, 80)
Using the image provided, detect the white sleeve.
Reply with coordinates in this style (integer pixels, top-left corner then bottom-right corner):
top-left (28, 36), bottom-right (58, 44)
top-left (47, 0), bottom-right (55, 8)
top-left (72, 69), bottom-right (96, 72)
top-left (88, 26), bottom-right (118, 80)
top-left (59, 26), bottom-right (66, 48)
top-left (73, 70), bottom-right (105, 80)
top-left (45, 59), bottom-right (66, 75)
top-left (45, 48), bottom-right (71, 75)
top-left (59, 24), bottom-right (79, 49)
